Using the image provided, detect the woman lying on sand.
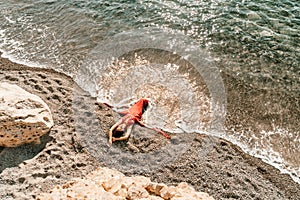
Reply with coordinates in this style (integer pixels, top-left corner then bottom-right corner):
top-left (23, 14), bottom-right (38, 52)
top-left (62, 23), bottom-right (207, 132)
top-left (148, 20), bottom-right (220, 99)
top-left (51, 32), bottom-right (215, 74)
top-left (107, 98), bottom-right (170, 145)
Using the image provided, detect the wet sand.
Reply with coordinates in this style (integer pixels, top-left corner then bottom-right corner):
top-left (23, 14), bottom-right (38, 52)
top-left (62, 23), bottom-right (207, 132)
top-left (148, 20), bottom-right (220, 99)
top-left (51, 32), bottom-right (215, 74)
top-left (0, 53), bottom-right (299, 199)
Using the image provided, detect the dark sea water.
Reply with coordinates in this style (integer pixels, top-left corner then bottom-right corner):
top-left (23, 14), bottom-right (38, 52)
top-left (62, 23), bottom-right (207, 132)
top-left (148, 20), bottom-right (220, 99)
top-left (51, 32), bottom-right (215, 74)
top-left (0, 0), bottom-right (299, 183)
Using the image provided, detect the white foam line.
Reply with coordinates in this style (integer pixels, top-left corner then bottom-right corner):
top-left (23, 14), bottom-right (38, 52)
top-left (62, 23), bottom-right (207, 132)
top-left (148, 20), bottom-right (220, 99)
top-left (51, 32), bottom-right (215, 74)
top-left (0, 48), bottom-right (48, 69)
top-left (0, 49), bottom-right (74, 79)
top-left (215, 130), bottom-right (300, 185)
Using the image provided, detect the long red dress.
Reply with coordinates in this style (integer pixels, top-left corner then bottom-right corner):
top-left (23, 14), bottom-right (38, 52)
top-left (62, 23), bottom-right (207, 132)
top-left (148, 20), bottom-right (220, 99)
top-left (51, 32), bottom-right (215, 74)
top-left (118, 98), bottom-right (149, 125)
top-left (119, 98), bottom-right (170, 139)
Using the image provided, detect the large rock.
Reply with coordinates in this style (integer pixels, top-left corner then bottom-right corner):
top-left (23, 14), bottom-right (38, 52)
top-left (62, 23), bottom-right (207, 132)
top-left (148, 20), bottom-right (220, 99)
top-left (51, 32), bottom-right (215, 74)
top-left (37, 167), bottom-right (214, 200)
top-left (0, 82), bottom-right (54, 147)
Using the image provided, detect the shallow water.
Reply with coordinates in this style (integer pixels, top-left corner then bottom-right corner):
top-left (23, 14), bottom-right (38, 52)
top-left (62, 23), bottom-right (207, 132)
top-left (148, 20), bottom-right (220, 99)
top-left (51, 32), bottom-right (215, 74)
top-left (96, 56), bottom-right (211, 133)
top-left (0, 0), bottom-right (299, 183)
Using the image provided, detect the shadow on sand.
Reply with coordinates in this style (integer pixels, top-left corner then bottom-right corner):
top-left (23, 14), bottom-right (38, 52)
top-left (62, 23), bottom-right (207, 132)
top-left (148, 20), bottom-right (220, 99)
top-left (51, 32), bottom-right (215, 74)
top-left (0, 134), bottom-right (52, 173)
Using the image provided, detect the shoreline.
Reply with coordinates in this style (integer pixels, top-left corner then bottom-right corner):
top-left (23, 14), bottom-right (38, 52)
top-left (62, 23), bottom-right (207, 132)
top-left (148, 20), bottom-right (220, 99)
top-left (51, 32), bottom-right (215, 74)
top-left (1, 50), bottom-right (299, 184)
top-left (1, 52), bottom-right (300, 199)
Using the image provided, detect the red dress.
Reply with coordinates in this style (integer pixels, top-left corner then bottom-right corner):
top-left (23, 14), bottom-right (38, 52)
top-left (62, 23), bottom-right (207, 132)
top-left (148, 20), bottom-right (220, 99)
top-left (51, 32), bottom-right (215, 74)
top-left (120, 98), bottom-right (149, 125)
top-left (118, 98), bottom-right (170, 139)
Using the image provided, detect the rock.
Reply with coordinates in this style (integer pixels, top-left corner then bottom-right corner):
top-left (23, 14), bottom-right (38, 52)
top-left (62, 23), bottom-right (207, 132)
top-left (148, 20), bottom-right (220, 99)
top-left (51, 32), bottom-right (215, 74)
top-left (127, 184), bottom-right (149, 199)
top-left (88, 165), bottom-right (125, 184)
top-left (36, 167), bottom-right (214, 200)
top-left (0, 82), bottom-right (54, 147)
top-left (148, 197), bottom-right (164, 200)
top-left (160, 185), bottom-right (177, 199)
top-left (132, 176), bottom-right (151, 188)
top-left (102, 177), bottom-right (124, 194)
top-left (167, 182), bottom-right (215, 200)
top-left (38, 180), bottom-right (121, 200)
top-left (147, 182), bottom-right (167, 195)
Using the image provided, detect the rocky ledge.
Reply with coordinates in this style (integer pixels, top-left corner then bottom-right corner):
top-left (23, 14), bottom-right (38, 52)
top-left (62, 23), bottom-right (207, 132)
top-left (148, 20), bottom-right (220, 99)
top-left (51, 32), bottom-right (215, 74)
top-left (37, 167), bottom-right (214, 200)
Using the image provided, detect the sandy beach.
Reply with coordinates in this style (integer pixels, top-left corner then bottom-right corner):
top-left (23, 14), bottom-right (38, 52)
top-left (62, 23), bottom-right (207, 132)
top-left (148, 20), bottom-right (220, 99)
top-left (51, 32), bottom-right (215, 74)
top-left (0, 53), bottom-right (299, 199)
